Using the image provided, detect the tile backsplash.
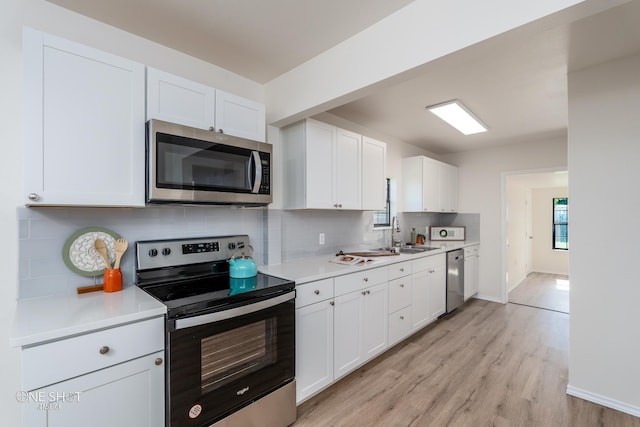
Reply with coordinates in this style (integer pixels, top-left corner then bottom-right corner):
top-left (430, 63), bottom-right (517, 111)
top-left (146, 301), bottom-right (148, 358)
top-left (17, 206), bottom-right (266, 298)
top-left (17, 206), bottom-right (479, 298)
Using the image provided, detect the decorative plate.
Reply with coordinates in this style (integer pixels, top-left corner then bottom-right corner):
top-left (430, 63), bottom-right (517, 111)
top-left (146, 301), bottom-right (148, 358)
top-left (62, 227), bottom-right (120, 277)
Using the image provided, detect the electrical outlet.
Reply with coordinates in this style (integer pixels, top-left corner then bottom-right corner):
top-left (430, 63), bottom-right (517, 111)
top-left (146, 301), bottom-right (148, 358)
top-left (319, 233), bottom-right (325, 245)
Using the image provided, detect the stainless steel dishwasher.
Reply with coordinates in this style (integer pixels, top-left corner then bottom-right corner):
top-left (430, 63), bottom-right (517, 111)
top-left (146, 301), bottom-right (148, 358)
top-left (445, 249), bottom-right (465, 314)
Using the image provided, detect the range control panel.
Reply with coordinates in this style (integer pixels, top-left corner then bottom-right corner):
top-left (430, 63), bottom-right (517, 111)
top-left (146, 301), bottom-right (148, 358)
top-left (429, 226), bottom-right (466, 241)
top-left (136, 235), bottom-right (251, 270)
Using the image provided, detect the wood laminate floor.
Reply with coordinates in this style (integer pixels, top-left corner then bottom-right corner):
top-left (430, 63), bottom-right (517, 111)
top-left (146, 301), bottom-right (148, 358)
top-left (509, 272), bottom-right (570, 314)
top-left (294, 299), bottom-right (640, 427)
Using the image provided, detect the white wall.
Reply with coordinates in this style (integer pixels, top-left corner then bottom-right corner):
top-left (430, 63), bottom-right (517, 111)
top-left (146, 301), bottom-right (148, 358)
top-left (264, 0), bottom-right (596, 126)
top-left (444, 138), bottom-right (568, 302)
top-left (567, 54), bottom-right (640, 415)
top-left (506, 182), bottom-right (532, 290)
top-left (532, 187), bottom-right (569, 275)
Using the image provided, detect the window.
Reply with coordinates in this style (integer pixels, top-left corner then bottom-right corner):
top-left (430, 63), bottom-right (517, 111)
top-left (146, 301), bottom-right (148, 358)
top-left (553, 197), bottom-right (568, 250)
top-left (373, 178), bottom-right (391, 228)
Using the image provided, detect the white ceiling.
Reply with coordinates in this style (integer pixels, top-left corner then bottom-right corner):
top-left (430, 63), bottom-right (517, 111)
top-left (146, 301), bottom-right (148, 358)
top-left (47, 0), bottom-right (640, 155)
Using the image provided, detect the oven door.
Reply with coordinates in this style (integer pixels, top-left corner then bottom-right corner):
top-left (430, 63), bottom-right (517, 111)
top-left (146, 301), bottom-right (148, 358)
top-left (147, 119), bottom-right (272, 205)
top-left (168, 291), bottom-right (295, 426)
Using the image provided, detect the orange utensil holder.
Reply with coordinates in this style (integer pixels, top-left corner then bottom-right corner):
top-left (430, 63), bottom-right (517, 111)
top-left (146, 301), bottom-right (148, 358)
top-left (103, 268), bottom-right (122, 293)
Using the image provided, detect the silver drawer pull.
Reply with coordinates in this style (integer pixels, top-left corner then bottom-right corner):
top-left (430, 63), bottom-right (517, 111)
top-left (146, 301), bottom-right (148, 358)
top-left (400, 284), bottom-right (405, 288)
top-left (155, 358), bottom-right (163, 366)
top-left (99, 346), bottom-right (110, 355)
top-left (400, 268), bottom-right (404, 272)
top-left (361, 291), bottom-right (367, 295)
top-left (330, 301), bottom-right (335, 306)
top-left (314, 290), bottom-right (320, 295)
top-left (400, 316), bottom-right (404, 320)
top-left (363, 277), bottom-right (368, 282)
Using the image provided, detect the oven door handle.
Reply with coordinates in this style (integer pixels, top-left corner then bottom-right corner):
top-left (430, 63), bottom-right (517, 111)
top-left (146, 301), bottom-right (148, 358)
top-left (175, 290), bottom-right (295, 330)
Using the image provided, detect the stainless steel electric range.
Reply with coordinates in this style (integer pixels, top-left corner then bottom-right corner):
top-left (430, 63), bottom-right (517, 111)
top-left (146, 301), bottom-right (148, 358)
top-left (135, 235), bottom-right (296, 427)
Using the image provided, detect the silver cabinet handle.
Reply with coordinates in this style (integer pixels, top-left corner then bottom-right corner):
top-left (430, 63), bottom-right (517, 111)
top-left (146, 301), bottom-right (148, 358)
top-left (363, 277), bottom-right (368, 282)
top-left (400, 316), bottom-right (404, 320)
top-left (209, 126), bottom-right (215, 131)
top-left (361, 291), bottom-right (367, 295)
top-left (218, 128), bottom-right (224, 134)
top-left (314, 290), bottom-right (320, 295)
top-left (400, 268), bottom-right (404, 272)
top-left (400, 284), bottom-right (405, 288)
top-left (99, 346), bottom-right (110, 355)
top-left (28, 193), bottom-right (39, 201)
top-left (366, 290), bottom-right (371, 295)
top-left (330, 301), bottom-right (334, 306)
top-left (155, 358), bottom-right (163, 366)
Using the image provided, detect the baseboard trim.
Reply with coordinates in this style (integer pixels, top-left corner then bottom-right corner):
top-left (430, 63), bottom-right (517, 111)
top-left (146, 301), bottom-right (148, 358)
top-left (566, 384), bottom-right (640, 417)
top-left (474, 294), bottom-right (504, 304)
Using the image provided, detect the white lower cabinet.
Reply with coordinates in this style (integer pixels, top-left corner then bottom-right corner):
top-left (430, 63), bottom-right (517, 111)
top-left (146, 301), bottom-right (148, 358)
top-left (21, 317), bottom-right (165, 426)
top-left (333, 267), bottom-right (388, 380)
top-left (23, 351), bottom-right (164, 427)
top-left (388, 306), bottom-right (412, 345)
top-left (295, 279), bottom-right (335, 404)
top-left (411, 253), bottom-right (446, 330)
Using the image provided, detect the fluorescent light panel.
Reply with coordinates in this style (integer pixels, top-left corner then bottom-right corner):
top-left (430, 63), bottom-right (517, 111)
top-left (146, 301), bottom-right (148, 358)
top-left (426, 100), bottom-right (487, 135)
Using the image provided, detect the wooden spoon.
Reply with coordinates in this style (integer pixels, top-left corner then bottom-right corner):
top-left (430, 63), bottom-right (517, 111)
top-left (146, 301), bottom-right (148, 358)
top-left (94, 238), bottom-right (112, 270)
top-left (113, 238), bottom-right (128, 269)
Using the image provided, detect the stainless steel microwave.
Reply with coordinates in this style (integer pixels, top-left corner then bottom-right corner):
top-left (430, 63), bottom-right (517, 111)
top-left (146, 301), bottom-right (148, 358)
top-left (146, 119), bottom-right (272, 205)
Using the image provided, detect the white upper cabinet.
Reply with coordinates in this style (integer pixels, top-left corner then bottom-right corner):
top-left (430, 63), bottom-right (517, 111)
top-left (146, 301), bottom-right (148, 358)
top-left (23, 28), bottom-right (145, 206)
top-left (146, 67), bottom-right (215, 130)
top-left (215, 89), bottom-right (266, 142)
top-left (335, 128), bottom-right (362, 210)
top-left (146, 67), bottom-right (266, 142)
top-left (361, 136), bottom-right (387, 211)
top-left (282, 119), bottom-right (387, 211)
top-left (402, 156), bottom-right (458, 213)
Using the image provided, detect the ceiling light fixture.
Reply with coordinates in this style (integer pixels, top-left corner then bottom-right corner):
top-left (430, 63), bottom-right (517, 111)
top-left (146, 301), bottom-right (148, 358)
top-left (426, 100), bottom-right (487, 135)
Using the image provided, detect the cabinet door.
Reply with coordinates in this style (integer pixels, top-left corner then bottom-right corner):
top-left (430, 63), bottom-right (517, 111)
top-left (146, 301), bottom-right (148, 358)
top-left (464, 249), bottom-right (479, 300)
top-left (146, 67), bottom-right (215, 130)
top-left (421, 157), bottom-right (441, 212)
top-left (439, 163), bottom-right (458, 213)
top-left (362, 282), bottom-right (388, 360)
top-left (23, 352), bottom-right (164, 427)
top-left (389, 306), bottom-right (412, 346)
top-left (361, 136), bottom-right (387, 210)
top-left (305, 120), bottom-right (336, 209)
top-left (295, 300), bottom-right (334, 403)
top-left (215, 90), bottom-right (266, 142)
top-left (335, 128), bottom-right (362, 209)
top-left (411, 269), bottom-right (430, 330)
top-left (334, 290), bottom-right (363, 379)
top-left (23, 29), bottom-right (145, 206)
top-left (428, 263), bottom-right (447, 319)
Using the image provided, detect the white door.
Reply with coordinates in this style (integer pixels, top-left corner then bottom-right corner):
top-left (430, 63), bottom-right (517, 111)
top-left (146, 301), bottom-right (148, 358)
top-left (362, 137), bottom-right (387, 210)
top-left (305, 120), bottom-right (336, 209)
top-left (146, 67), bottom-right (215, 130)
top-left (295, 301), bottom-right (334, 403)
top-left (23, 352), bottom-right (164, 427)
top-left (23, 29), bottom-right (145, 206)
top-left (335, 128), bottom-right (362, 209)
top-left (362, 283), bottom-right (388, 360)
top-left (215, 89), bottom-right (266, 142)
top-left (334, 290), bottom-right (363, 379)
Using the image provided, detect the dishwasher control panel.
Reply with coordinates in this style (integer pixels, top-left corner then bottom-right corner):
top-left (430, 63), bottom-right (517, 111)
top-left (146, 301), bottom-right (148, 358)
top-left (429, 226), bottom-right (466, 241)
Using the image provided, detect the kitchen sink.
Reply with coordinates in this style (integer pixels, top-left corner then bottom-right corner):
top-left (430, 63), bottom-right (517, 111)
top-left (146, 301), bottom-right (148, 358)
top-left (399, 246), bottom-right (439, 254)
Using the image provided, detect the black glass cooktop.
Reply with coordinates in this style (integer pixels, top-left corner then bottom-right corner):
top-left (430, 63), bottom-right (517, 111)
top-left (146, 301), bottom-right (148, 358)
top-left (140, 271), bottom-right (294, 320)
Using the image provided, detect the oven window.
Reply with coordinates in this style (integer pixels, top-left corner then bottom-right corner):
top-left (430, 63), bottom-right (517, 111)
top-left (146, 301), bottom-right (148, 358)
top-left (201, 318), bottom-right (277, 392)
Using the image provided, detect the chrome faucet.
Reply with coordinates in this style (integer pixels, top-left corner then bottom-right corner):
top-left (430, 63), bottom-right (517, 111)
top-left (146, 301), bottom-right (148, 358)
top-left (391, 216), bottom-right (402, 247)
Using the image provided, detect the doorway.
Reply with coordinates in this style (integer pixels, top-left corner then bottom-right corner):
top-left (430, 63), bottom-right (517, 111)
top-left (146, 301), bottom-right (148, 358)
top-left (502, 169), bottom-right (569, 312)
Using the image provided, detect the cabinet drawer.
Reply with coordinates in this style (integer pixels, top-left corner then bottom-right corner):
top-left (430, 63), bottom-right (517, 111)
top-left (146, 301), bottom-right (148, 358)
top-left (388, 261), bottom-right (412, 280)
top-left (412, 253), bottom-right (446, 272)
top-left (22, 316), bottom-right (164, 391)
top-left (334, 267), bottom-right (388, 297)
top-left (296, 278), bottom-right (334, 308)
top-left (464, 245), bottom-right (479, 257)
top-left (389, 306), bottom-right (412, 345)
top-left (388, 276), bottom-right (412, 313)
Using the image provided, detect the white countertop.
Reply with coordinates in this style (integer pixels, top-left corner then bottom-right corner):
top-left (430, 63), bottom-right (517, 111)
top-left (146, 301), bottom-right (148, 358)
top-left (11, 286), bottom-right (166, 348)
top-left (259, 241), bottom-right (478, 285)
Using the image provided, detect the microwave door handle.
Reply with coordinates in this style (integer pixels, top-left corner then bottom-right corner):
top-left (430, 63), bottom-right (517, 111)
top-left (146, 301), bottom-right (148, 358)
top-left (249, 151), bottom-right (262, 193)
